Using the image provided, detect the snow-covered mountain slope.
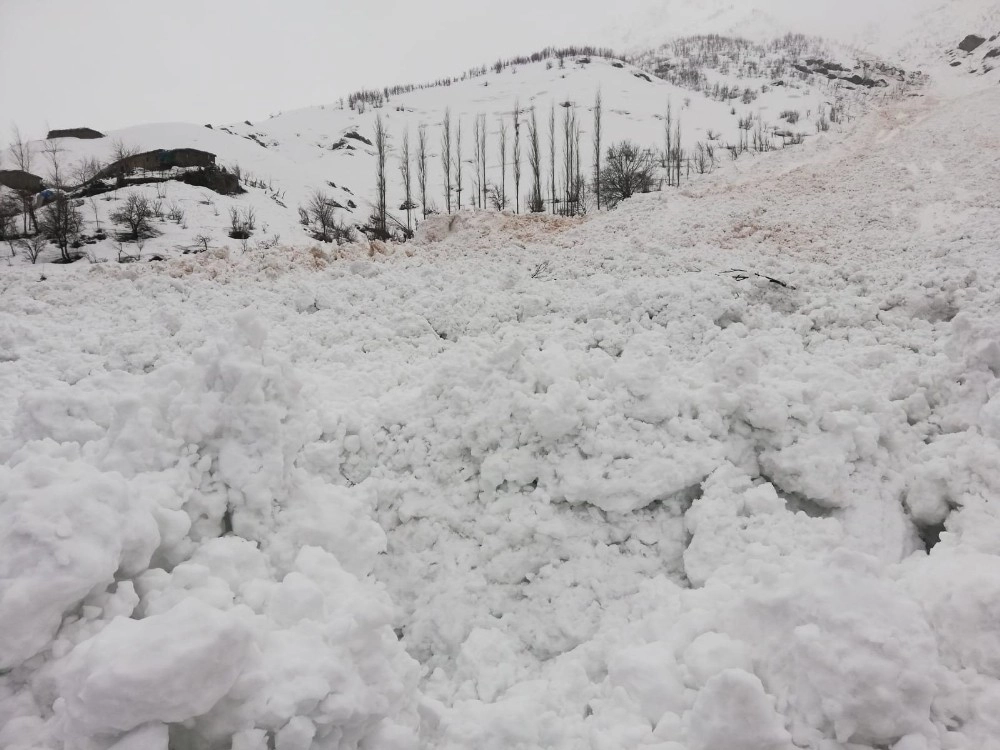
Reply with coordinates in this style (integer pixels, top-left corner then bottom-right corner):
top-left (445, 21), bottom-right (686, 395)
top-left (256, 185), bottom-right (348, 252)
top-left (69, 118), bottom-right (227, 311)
top-left (2, 58), bottom-right (1000, 750)
top-left (3, 44), bottom-right (911, 266)
top-left (614, 0), bottom-right (1000, 68)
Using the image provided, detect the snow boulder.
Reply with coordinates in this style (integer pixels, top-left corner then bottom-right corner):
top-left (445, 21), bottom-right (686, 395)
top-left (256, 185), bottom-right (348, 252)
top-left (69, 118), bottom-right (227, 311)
top-left (57, 599), bottom-right (251, 735)
top-left (0, 449), bottom-right (159, 669)
top-left (686, 669), bottom-right (792, 750)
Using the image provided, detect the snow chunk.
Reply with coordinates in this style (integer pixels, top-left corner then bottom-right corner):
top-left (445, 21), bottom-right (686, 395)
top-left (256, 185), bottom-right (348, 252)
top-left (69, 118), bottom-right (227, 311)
top-left (687, 669), bottom-right (791, 750)
top-left (608, 641), bottom-right (689, 723)
top-left (0, 450), bottom-right (159, 669)
top-left (57, 599), bottom-right (251, 734)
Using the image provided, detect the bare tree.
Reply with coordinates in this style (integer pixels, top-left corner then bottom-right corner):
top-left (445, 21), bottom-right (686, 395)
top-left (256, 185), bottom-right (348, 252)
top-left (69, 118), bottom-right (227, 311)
top-left (0, 193), bottom-right (20, 243)
top-left (7, 125), bottom-right (36, 233)
top-left (548, 103), bottom-right (556, 213)
top-left (306, 190), bottom-right (339, 242)
top-left (110, 191), bottom-right (156, 240)
top-left (593, 89), bottom-right (603, 209)
top-left (664, 99), bottom-right (672, 187)
top-left (72, 156), bottom-right (104, 187)
top-left (417, 124), bottom-right (429, 218)
top-left (527, 108), bottom-right (543, 213)
top-left (109, 138), bottom-right (140, 188)
top-left (512, 100), bottom-right (522, 214)
top-left (17, 235), bottom-right (47, 264)
top-left (562, 105), bottom-right (578, 215)
top-left (497, 116), bottom-right (508, 212)
top-left (454, 118), bottom-right (463, 210)
top-left (441, 108), bottom-right (452, 213)
top-left (374, 113), bottom-right (389, 237)
top-left (400, 128), bottom-right (413, 233)
top-left (39, 141), bottom-right (82, 261)
top-left (674, 117), bottom-right (682, 187)
top-left (7, 125), bottom-right (32, 174)
top-left (478, 114), bottom-right (488, 208)
top-left (599, 141), bottom-right (656, 208)
top-left (472, 115), bottom-right (482, 208)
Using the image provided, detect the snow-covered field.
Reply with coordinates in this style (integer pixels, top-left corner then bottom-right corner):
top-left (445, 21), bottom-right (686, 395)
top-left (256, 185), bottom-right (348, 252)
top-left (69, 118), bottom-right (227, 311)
top-left (3, 41), bottom-right (1000, 750)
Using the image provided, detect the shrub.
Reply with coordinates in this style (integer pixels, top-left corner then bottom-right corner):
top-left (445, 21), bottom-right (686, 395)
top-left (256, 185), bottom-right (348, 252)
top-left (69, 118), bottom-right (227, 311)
top-left (599, 141), bottom-right (656, 208)
top-left (110, 192), bottom-right (156, 240)
top-left (228, 206), bottom-right (256, 239)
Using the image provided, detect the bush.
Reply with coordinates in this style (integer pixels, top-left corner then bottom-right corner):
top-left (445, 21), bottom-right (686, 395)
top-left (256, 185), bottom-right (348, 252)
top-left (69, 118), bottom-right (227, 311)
top-left (228, 206), bottom-right (256, 239)
top-left (599, 141), bottom-right (656, 208)
top-left (110, 192), bottom-right (156, 240)
top-left (780, 109), bottom-right (800, 124)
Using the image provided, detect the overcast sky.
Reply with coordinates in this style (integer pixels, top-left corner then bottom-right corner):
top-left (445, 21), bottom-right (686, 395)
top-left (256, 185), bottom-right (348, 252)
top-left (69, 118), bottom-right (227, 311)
top-left (0, 0), bottom-right (643, 144)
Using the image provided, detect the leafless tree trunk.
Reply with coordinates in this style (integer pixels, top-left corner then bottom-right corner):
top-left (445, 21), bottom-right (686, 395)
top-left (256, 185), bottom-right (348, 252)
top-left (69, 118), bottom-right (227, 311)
top-left (400, 128), bottom-right (412, 233)
top-left (593, 89), bottom-right (603, 210)
top-left (574, 117), bottom-right (583, 214)
top-left (478, 114), bottom-right (488, 209)
top-left (441, 108), bottom-right (452, 213)
top-left (454, 118), bottom-right (464, 210)
top-left (497, 117), bottom-right (508, 212)
top-left (472, 115), bottom-right (482, 209)
top-left (512, 99), bottom-right (522, 214)
top-left (674, 118), bottom-right (682, 187)
top-left (562, 105), bottom-right (577, 215)
top-left (665, 99), bottom-right (673, 187)
top-left (374, 114), bottom-right (389, 237)
top-left (527, 108), bottom-right (543, 213)
top-left (417, 125), bottom-right (428, 218)
top-left (548, 103), bottom-right (556, 213)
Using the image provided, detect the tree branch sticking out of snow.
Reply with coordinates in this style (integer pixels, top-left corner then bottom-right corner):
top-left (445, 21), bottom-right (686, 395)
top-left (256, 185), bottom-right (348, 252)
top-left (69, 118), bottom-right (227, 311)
top-left (723, 268), bottom-right (796, 289)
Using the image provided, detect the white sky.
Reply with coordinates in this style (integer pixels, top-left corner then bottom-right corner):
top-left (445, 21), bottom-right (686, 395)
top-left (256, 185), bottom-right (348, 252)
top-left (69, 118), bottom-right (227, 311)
top-left (0, 0), bottom-right (642, 144)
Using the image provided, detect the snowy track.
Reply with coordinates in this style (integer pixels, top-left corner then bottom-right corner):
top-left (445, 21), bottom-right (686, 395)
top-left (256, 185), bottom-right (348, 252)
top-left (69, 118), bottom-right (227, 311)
top-left (2, 80), bottom-right (1000, 750)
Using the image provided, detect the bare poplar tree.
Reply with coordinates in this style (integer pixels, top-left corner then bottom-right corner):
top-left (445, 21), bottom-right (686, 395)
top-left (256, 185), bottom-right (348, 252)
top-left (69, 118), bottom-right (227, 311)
top-left (478, 114), bottom-right (488, 208)
top-left (454, 118), bottom-right (464, 210)
top-left (665, 99), bottom-right (673, 187)
top-left (400, 127), bottom-right (412, 233)
top-left (497, 117), bottom-right (508, 211)
top-left (527, 108), bottom-right (543, 212)
top-left (512, 99), bottom-right (522, 214)
top-left (374, 113), bottom-right (389, 237)
top-left (573, 117), bottom-right (587, 214)
top-left (441, 108), bottom-right (452, 213)
top-left (472, 115), bottom-right (482, 208)
top-left (562, 105), bottom-right (577, 215)
top-left (674, 117), bottom-right (682, 187)
top-left (417, 125), bottom-right (429, 218)
top-left (593, 89), bottom-right (603, 209)
top-left (548, 103), bottom-right (556, 213)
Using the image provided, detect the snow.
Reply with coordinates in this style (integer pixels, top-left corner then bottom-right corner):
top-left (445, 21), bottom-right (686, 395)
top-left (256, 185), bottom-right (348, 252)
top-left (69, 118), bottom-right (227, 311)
top-left (2, 22), bottom-right (1000, 750)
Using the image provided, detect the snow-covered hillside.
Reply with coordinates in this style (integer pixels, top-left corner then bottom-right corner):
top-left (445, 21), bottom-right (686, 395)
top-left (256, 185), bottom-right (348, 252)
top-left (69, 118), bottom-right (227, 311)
top-left (614, 0), bottom-right (1000, 67)
top-left (3, 40), bottom-right (912, 266)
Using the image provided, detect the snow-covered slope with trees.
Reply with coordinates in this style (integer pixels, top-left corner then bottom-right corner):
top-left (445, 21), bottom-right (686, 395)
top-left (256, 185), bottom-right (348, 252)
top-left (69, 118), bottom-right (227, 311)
top-left (2, 38), bottom-right (914, 266)
top-left (614, 0), bottom-right (1000, 67)
top-left (3, 12), bottom-right (1000, 750)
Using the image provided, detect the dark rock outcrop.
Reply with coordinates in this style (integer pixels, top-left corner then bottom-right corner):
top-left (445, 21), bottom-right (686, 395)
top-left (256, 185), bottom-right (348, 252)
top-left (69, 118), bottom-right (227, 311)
top-left (46, 127), bottom-right (104, 140)
top-left (959, 35), bottom-right (986, 52)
